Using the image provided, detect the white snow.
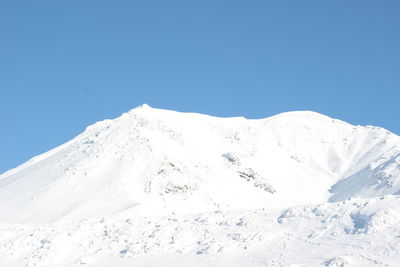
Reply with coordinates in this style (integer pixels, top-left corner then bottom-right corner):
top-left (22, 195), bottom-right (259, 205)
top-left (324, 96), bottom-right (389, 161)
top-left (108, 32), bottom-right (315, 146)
top-left (1, 105), bottom-right (399, 266)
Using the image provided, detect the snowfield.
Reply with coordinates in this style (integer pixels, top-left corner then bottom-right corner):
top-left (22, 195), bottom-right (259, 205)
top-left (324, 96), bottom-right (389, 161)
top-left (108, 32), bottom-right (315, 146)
top-left (1, 105), bottom-right (400, 266)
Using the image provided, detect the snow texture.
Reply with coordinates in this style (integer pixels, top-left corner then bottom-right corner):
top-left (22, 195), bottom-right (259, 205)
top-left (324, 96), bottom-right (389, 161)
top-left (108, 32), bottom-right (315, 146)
top-left (1, 104), bottom-right (400, 266)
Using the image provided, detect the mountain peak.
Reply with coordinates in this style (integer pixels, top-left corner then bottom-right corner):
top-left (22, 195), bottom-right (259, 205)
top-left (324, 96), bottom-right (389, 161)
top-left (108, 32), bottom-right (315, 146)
top-left (131, 103), bottom-right (152, 111)
top-left (269, 110), bottom-right (335, 121)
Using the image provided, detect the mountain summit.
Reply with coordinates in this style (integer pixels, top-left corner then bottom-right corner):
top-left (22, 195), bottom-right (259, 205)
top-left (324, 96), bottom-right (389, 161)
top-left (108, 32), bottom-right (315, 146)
top-left (1, 106), bottom-right (399, 223)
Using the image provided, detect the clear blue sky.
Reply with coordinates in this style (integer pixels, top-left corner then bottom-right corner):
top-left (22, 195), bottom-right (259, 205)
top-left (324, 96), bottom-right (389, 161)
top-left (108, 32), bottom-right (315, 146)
top-left (1, 1), bottom-right (399, 173)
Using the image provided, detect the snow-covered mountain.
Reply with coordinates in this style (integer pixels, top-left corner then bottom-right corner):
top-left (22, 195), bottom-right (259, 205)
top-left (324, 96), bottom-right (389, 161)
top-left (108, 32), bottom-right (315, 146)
top-left (1, 105), bottom-right (400, 266)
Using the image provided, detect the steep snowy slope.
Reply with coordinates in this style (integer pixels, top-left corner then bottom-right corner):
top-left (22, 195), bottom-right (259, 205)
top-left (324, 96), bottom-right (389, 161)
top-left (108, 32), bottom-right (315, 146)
top-left (1, 105), bottom-right (399, 224)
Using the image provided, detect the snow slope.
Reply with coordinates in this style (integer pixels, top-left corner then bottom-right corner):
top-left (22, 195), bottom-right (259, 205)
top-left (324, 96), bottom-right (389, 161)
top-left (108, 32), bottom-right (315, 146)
top-left (2, 196), bottom-right (400, 267)
top-left (1, 105), bottom-right (400, 266)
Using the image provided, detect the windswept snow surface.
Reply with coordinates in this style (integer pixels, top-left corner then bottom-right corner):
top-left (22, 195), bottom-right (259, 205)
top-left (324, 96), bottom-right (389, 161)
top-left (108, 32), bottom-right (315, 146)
top-left (1, 105), bottom-right (400, 266)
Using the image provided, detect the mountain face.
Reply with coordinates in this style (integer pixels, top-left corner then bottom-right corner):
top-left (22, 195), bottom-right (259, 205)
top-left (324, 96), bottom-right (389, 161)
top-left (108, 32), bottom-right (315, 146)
top-left (1, 105), bottom-right (399, 223)
top-left (1, 105), bottom-right (400, 267)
